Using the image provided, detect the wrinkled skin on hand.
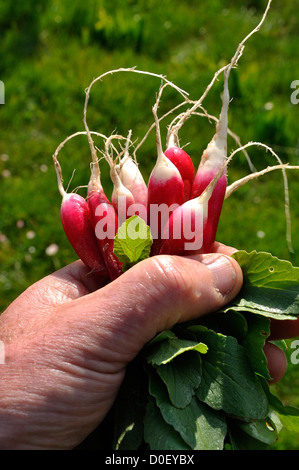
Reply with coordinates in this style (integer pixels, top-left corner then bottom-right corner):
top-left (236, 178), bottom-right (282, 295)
top-left (0, 243), bottom-right (288, 449)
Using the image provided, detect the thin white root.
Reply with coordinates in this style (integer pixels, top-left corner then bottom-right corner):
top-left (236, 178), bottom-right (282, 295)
top-left (225, 164), bottom-right (299, 198)
top-left (191, 111), bottom-right (257, 172)
top-left (102, 134), bottom-right (131, 188)
top-left (134, 100), bottom-right (190, 158)
top-left (65, 169), bottom-right (76, 193)
top-left (152, 86), bottom-right (166, 161)
top-left (104, 134), bottom-right (128, 164)
top-left (53, 130), bottom-right (108, 161)
top-left (123, 129), bottom-right (133, 160)
top-left (118, 129), bottom-right (137, 166)
top-left (52, 130), bottom-right (111, 193)
top-left (167, 64), bottom-right (228, 142)
top-left (83, 67), bottom-right (190, 170)
top-left (167, 0), bottom-right (272, 143)
top-left (52, 154), bottom-right (66, 199)
top-left (224, 141), bottom-right (295, 253)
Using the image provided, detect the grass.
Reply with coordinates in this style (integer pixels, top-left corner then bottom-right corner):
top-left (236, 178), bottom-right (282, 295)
top-left (0, 0), bottom-right (299, 449)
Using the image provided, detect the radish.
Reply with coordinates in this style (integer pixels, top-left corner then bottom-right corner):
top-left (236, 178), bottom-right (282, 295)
top-left (111, 169), bottom-right (136, 225)
top-left (189, 67), bottom-right (230, 253)
top-left (147, 100), bottom-right (185, 255)
top-left (52, 1), bottom-right (285, 270)
top-left (104, 134), bottom-right (136, 216)
top-left (160, 163), bottom-right (226, 256)
top-left (164, 139), bottom-right (195, 202)
top-left (87, 161), bottom-right (122, 281)
top-left (53, 155), bottom-right (109, 277)
top-left (105, 132), bottom-right (147, 224)
top-left (117, 131), bottom-right (148, 214)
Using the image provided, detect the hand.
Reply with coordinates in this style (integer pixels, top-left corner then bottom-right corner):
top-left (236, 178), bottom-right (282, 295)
top-left (0, 244), bottom-right (283, 449)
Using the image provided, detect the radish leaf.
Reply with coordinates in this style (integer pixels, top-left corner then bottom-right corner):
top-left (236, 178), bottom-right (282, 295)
top-left (114, 216), bottom-right (152, 271)
top-left (144, 396), bottom-right (191, 450)
top-left (146, 337), bottom-right (208, 365)
top-left (194, 326), bottom-right (268, 420)
top-left (148, 371), bottom-right (227, 450)
top-left (154, 353), bottom-right (203, 408)
top-left (228, 251), bottom-right (299, 319)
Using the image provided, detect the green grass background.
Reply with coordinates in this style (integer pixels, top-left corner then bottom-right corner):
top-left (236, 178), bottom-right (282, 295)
top-left (0, 0), bottom-right (299, 449)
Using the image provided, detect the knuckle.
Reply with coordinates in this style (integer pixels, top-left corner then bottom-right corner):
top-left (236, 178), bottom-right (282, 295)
top-left (147, 255), bottom-right (197, 301)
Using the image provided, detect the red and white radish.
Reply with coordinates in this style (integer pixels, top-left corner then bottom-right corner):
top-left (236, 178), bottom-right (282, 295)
top-left (53, 155), bottom-right (109, 277)
top-left (160, 163), bottom-right (226, 256)
top-left (117, 131), bottom-right (148, 214)
top-left (190, 67), bottom-right (230, 253)
top-left (147, 101), bottom-right (185, 255)
top-left (106, 132), bottom-right (148, 224)
top-left (53, 0), bottom-right (298, 277)
top-left (87, 163), bottom-right (122, 280)
top-left (164, 141), bottom-right (195, 202)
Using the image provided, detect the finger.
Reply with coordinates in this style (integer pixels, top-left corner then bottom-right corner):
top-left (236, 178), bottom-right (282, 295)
top-left (71, 253), bottom-right (243, 365)
top-left (53, 260), bottom-right (110, 294)
top-left (269, 318), bottom-right (299, 340)
top-left (264, 341), bottom-right (287, 385)
top-left (0, 261), bottom-right (110, 343)
top-left (212, 241), bottom-right (240, 256)
top-left (208, 247), bottom-right (288, 385)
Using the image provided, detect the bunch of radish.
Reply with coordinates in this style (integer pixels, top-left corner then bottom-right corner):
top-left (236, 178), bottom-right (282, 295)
top-left (53, 70), bottom-right (229, 280)
top-left (52, 0), bottom-right (298, 282)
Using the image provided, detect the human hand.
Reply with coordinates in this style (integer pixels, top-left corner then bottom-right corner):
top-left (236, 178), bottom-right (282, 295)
top-left (0, 244), bottom-right (284, 449)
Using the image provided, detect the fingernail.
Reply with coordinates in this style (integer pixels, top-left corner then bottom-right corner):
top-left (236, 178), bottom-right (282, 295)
top-left (201, 255), bottom-right (237, 296)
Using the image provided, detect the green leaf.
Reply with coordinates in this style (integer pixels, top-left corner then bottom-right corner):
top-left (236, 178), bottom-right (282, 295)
top-left (112, 358), bottom-right (147, 450)
top-left (147, 329), bottom-right (177, 347)
top-left (228, 420), bottom-right (273, 450)
top-left (146, 337), bottom-right (208, 366)
top-left (236, 419), bottom-right (278, 445)
top-left (242, 313), bottom-right (271, 380)
top-left (113, 216), bottom-right (152, 271)
top-left (263, 383), bottom-right (299, 433)
top-left (194, 326), bottom-right (268, 420)
top-left (229, 251), bottom-right (299, 319)
top-left (148, 371), bottom-right (227, 450)
top-left (146, 336), bottom-right (207, 408)
top-left (154, 353), bottom-right (203, 408)
top-left (144, 395), bottom-right (191, 450)
top-left (188, 310), bottom-right (248, 343)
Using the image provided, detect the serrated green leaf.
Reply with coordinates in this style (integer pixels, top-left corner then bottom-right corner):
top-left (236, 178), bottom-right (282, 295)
top-left (148, 371), bottom-right (227, 450)
top-left (233, 250), bottom-right (299, 289)
top-left (155, 352), bottom-right (203, 408)
top-left (229, 251), bottom-right (299, 319)
top-left (194, 326), bottom-right (268, 420)
top-left (114, 216), bottom-right (152, 271)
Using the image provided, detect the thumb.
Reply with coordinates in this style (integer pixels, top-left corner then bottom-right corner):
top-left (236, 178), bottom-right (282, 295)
top-left (76, 253), bottom-right (243, 364)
